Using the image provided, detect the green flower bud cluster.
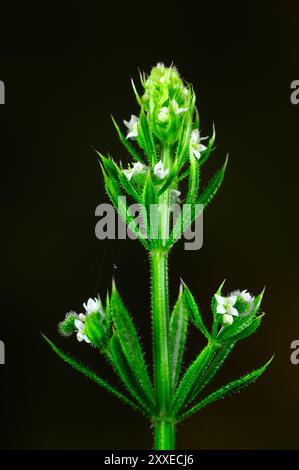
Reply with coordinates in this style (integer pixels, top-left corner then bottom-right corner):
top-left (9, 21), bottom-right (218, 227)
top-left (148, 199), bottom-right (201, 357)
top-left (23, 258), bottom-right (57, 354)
top-left (141, 63), bottom-right (192, 144)
top-left (59, 297), bottom-right (111, 351)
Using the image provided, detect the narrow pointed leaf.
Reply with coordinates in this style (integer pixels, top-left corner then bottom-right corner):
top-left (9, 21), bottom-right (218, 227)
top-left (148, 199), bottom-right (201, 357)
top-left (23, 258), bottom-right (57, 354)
top-left (42, 334), bottom-right (143, 414)
top-left (137, 110), bottom-right (157, 165)
top-left (170, 287), bottom-right (188, 389)
top-left (103, 171), bottom-right (150, 250)
top-left (186, 153), bottom-right (200, 205)
top-left (109, 333), bottom-right (154, 415)
top-left (171, 344), bottom-right (216, 416)
top-left (187, 341), bottom-right (235, 405)
top-left (182, 283), bottom-right (210, 339)
top-left (142, 171), bottom-right (157, 241)
top-left (197, 124), bottom-right (216, 170)
top-left (111, 116), bottom-right (144, 163)
top-left (178, 357), bottom-right (273, 421)
top-left (111, 286), bottom-right (155, 409)
top-left (197, 156), bottom-right (228, 208)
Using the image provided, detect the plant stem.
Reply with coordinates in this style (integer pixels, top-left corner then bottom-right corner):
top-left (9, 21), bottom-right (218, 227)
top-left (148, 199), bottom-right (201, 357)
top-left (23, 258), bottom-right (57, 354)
top-left (150, 144), bottom-right (175, 449)
top-left (153, 419), bottom-right (175, 450)
top-left (151, 249), bottom-right (170, 415)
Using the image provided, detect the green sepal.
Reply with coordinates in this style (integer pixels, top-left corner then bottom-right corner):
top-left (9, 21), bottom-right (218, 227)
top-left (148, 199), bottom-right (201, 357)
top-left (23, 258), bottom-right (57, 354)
top-left (42, 334), bottom-right (144, 415)
top-left (177, 356), bottom-right (273, 421)
top-left (182, 282), bottom-right (210, 340)
top-left (111, 116), bottom-right (144, 163)
top-left (170, 286), bottom-right (188, 390)
top-left (111, 283), bottom-right (156, 409)
top-left (109, 332), bottom-right (154, 415)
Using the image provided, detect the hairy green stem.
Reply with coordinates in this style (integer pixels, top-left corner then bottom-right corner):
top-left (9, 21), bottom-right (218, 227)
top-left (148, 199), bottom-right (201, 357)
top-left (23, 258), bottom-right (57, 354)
top-left (151, 249), bottom-right (170, 415)
top-left (151, 144), bottom-right (175, 449)
top-left (153, 419), bottom-right (175, 450)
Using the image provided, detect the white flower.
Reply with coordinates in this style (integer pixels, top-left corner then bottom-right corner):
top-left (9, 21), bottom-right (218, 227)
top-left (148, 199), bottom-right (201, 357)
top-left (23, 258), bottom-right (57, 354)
top-left (154, 160), bottom-right (169, 180)
top-left (73, 297), bottom-right (102, 344)
top-left (158, 107), bottom-right (169, 123)
top-left (123, 162), bottom-right (147, 181)
top-left (239, 290), bottom-right (253, 302)
top-left (171, 189), bottom-right (181, 204)
top-left (171, 99), bottom-right (188, 115)
top-left (214, 293), bottom-right (239, 325)
top-left (124, 115), bottom-right (139, 140)
top-left (74, 315), bottom-right (91, 344)
top-left (83, 297), bottom-right (101, 314)
top-left (189, 129), bottom-right (207, 160)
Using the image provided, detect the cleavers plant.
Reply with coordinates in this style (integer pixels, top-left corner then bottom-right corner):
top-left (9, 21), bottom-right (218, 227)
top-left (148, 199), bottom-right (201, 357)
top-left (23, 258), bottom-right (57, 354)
top-left (45, 63), bottom-right (271, 450)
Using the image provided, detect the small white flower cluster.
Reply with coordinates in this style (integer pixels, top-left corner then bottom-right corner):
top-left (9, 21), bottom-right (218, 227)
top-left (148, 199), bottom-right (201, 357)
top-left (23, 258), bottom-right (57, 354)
top-left (74, 297), bottom-right (102, 343)
top-left (189, 129), bottom-right (207, 160)
top-left (122, 162), bottom-right (147, 181)
top-left (215, 290), bottom-right (253, 326)
top-left (122, 160), bottom-right (169, 182)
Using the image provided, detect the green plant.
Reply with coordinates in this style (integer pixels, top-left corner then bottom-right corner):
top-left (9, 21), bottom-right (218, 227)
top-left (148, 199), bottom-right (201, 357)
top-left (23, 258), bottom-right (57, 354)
top-left (44, 63), bottom-right (272, 450)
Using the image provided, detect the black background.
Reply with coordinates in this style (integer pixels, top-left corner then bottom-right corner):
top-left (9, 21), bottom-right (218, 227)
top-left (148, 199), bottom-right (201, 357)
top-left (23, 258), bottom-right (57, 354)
top-left (1, 0), bottom-right (299, 450)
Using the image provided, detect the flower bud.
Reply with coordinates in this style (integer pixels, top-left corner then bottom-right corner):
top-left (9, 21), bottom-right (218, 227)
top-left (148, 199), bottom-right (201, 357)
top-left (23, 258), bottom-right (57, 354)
top-left (58, 312), bottom-right (78, 337)
top-left (141, 63), bottom-right (191, 144)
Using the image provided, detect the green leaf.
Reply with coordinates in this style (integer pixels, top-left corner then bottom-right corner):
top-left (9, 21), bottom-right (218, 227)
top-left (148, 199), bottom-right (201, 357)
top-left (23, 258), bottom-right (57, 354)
top-left (142, 171), bottom-right (158, 242)
top-left (111, 284), bottom-right (156, 410)
top-left (102, 169), bottom-right (151, 251)
top-left (177, 356), bottom-right (273, 421)
top-left (186, 153), bottom-right (200, 205)
top-left (197, 156), bottom-right (228, 208)
top-left (187, 341), bottom-right (235, 405)
top-left (131, 78), bottom-right (142, 106)
top-left (182, 283), bottom-right (210, 340)
top-left (170, 344), bottom-right (216, 416)
top-left (115, 165), bottom-right (142, 202)
top-left (170, 286), bottom-right (188, 390)
top-left (197, 124), bottom-right (216, 170)
top-left (157, 161), bottom-right (179, 196)
top-left (109, 333), bottom-right (154, 415)
top-left (105, 292), bottom-right (111, 337)
top-left (175, 113), bottom-right (192, 169)
top-left (42, 334), bottom-right (143, 415)
top-left (111, 116), bottom-right (144, 163)
top-left (231, 315), bottom-right (264, 343)
top-left (137, 109), bottom-right (157, 165)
